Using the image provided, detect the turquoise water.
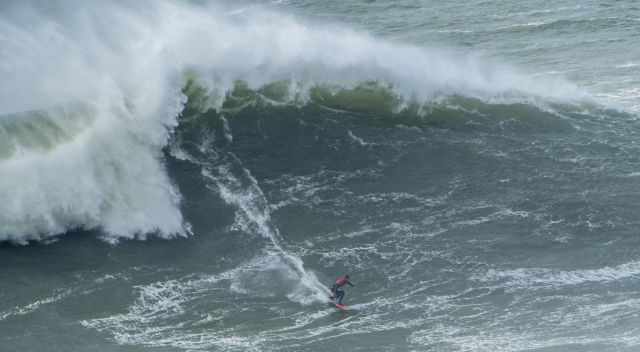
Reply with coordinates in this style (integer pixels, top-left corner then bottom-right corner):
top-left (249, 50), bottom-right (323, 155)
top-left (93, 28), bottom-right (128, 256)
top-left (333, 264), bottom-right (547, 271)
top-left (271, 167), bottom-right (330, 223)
top-left (1, 1), bottom-right (639, 351)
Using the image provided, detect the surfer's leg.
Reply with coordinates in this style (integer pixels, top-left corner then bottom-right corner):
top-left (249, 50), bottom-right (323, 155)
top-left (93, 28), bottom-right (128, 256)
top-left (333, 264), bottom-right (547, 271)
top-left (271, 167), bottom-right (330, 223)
top-left (336, 290), bottom-right (344, 304)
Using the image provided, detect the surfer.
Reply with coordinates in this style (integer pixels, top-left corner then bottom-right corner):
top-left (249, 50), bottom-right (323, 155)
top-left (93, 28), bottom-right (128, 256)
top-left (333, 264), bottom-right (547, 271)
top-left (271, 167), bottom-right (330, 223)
top-left (330, 274), bottom-right (354, 305)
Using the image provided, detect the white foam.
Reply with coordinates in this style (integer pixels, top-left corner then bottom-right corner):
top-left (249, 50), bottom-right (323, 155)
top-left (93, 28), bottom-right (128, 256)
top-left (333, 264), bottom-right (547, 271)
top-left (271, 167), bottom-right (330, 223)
top-left (476, 260), bottom-right (640, 289)
top-left (452, 207), bottom-right (530, 228)
top-left (615, 62), bottom-right (639, 69)
top-left (0, 289), bottom-right (73, 321)
top-left (347, 130), bottom-right (370, 146)
top-left (81, 257), bottom-right (320, 350)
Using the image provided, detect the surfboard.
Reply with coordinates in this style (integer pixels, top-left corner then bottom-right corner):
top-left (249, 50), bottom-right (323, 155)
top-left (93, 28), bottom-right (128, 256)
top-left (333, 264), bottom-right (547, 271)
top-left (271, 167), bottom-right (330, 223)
top-left (328, 301), bottom-right (349, 311)
top-left (328, 296), bottom-right (349, 311)
top-left (334, 303), bottom-right (348, 311)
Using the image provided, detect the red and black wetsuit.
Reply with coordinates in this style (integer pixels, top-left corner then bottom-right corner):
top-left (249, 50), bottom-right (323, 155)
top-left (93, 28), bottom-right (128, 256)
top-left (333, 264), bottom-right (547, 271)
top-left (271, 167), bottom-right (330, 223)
top-left (331, 276), bottom-right (354, 304)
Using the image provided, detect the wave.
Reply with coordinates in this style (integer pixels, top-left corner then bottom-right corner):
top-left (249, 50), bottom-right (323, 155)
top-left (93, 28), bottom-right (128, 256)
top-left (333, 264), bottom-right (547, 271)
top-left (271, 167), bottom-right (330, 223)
top-left (0, 0), bottom-right (590, 243)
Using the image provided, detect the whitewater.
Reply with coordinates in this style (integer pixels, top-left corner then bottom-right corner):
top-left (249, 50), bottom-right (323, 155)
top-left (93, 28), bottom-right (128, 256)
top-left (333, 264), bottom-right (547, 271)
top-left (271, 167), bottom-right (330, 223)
top-left (1, 0), bottom-right (640, 351)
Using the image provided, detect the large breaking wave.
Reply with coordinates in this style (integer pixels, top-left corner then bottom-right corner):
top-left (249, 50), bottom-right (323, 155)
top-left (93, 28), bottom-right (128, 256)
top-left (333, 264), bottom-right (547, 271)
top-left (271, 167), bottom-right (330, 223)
top-left (0, 0), bottom-right (588, 243)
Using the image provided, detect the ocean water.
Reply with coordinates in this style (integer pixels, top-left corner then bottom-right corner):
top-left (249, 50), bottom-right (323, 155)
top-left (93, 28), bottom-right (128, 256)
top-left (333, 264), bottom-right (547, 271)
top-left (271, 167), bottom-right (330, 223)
top-left (1, 1), bottom-right (639, 351)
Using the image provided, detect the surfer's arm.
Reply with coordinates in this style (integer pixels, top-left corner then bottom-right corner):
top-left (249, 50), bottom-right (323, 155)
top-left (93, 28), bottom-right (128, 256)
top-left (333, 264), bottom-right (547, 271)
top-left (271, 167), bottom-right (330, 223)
top-left (348, 281), bottom-right (354, 287)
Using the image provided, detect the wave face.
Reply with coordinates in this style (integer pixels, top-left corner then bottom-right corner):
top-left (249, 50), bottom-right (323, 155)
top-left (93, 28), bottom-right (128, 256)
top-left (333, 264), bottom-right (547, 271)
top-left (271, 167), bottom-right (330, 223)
top-left (0, 0), bottom-right (588, 243)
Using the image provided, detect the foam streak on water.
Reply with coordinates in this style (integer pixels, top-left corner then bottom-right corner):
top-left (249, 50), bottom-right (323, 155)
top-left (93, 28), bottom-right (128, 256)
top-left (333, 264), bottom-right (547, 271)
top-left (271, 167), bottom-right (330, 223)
top-left (170, 126), bottom-right (329, 305)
